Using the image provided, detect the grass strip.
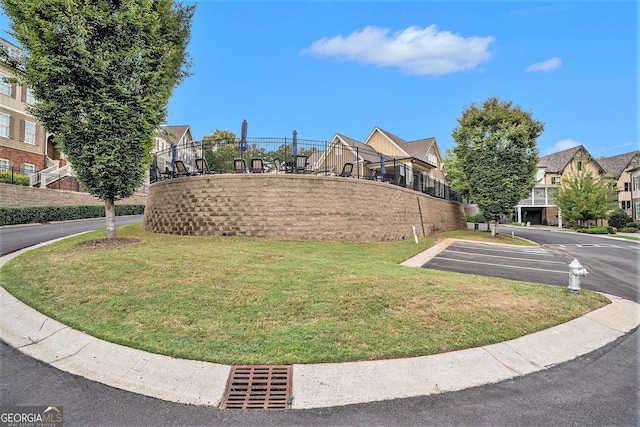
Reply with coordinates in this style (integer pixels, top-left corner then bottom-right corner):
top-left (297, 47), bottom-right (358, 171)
top-left (1, 224), bottom-right (608, 365)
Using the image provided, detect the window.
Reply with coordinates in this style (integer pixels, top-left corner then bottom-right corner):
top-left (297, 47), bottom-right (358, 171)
top-left (551, 177), bottom-right (561, 185)
top-left (335, 145), bottom-right (342, 156)
top-left (624, 182), bottom-right (630, 192)
top-left (427, 153), bottom-right (438, 167)
top-left (636, 203), bottom-right (640, 220)
top-left (26, 87), bottom-right (35, 105)
top-left (0, 113), bottom-right (10, 138)
top-left (23, 163), bottom-right (35, 175)
top-left (577, 161), bottom-right (583, 171)
top-left (634, 176), bottom-right (640, 191)
top-left (0, 72), bottom-right (10, 96)
top-left (621, 201), bottom-right (631, 210)
top-left (24, 121), bottom-right (36, 144)
top-left (0, 158), bottom-right (9, 171)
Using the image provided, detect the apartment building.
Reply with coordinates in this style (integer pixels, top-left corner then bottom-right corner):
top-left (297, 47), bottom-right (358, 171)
top-left (0, 37), bottom-right (48, 178)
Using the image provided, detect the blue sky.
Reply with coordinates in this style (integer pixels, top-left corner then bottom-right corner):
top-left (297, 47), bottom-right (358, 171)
top-left (2, 1), bottom-right (637, 157)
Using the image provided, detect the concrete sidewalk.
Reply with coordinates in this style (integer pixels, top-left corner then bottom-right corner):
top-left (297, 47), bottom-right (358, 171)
top-left (1, 242), bottom-right (638, 409)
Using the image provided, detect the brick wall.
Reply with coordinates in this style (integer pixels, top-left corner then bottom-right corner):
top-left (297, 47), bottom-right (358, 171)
top-left (142, 175), bottom-right (466, 242)
top-left (46, 175), bottom-right (84, 192)
top-left (0, 145), bottom-right (45, 170)
top-left (0, 183), bottom-right (146, 208)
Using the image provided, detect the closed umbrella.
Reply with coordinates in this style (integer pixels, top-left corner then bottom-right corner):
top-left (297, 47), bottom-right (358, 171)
top-left (292, 130), bottom-right (298, 157)
top-left (380, 153), bottom-right (386, 175)
top-left (238, 119), bottom-right (248, 154)
top-left (170, 143), bottom-right (177, 169)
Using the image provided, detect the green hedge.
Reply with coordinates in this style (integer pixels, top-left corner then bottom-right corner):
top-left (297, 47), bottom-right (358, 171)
top-left (576, 226), bottom-right (614, 235)
top-left (0, 171), bottom-right (30, 186)
top-left (0, 204), bottom-right (145, 226)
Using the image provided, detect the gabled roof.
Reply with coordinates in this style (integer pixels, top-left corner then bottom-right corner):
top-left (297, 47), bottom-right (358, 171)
top-left (335, 133), bottom-right (380, 163)
top-left (373, 127), bottom-right (437, 163)
top-left (160, 125), bottom-right (191, 144)
top-left (538, 145), bottom-right (605, 174)
top-left (597, 150), bottom-right (640, 180)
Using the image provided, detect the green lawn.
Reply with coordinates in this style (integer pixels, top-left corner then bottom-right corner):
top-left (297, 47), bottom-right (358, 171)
top-left (0, 224), bottom-right (608, 365)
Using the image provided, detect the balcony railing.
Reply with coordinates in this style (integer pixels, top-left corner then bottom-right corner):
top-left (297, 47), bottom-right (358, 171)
top-left (518, 186), bottom-right (557, 206)
top-left (151, 138), bottom-right (462, 203)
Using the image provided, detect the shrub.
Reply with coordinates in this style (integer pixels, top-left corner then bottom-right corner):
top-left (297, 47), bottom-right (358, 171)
top-left (625, 222), bottom-right (639, 230)
top-left (608, 209), bottom-right (631, 229)
top-left (0, 204), bottom-right (145, 226)
top-left (473, 213), bottom-right (485, 223)
top-left (511, 222), bottom-right (523, 226)
top-left (465, 214), bottom-right (476, 222)
top-left (620, 227), bottom-right (639, 233)
top-left (0, 171), bottom-right (30, 186)
top-left (577, 226), bottom-right (610, 234)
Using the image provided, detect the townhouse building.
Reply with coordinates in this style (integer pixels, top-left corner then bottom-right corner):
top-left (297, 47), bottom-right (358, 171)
top-left (0, 37), bottom-right (48, 178)
top-left (515, 145), bottom-right (606, 227)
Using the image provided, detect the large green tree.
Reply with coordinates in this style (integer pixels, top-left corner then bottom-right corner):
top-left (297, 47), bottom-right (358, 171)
top-left (202, 129), bottom-right (237, 172)
top-left (452, 97), bottom-right (544, 235)
top-left (443, 147), bottom-right (471, 202)
top-left (1, 0), bottom-right (194, 239)
top-left (553, 171), bottom-right (616, 227)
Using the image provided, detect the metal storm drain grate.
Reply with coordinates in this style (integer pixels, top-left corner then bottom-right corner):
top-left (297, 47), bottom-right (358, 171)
top-left (220, 365), bottom-right (292, 410)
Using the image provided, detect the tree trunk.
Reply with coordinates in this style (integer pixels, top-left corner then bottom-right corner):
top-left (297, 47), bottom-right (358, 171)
top-left (493, 220), bottom-right (499, 237)
top-left (105, 197), bottom-right (116, 239)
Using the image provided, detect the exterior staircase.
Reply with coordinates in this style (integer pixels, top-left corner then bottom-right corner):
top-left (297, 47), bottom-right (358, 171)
top-left (30, 158), bottom-right (71, 188)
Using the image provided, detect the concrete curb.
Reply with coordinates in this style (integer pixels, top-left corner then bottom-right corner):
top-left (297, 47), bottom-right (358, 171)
top-left (1, 239), bottom-right (638, 409)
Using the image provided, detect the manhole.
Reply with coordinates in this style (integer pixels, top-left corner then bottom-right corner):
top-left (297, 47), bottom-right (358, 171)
top-left (220, 365), bottom-right (292, 409)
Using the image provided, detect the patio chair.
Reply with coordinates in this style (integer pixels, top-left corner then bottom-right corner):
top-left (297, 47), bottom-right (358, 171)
top-left (174, 160), bottom-right (191, 177)
top-left (295, 155), bottom-right (308, 174)
top-left (234, 158), bottom-right (247, 173)
top-left (273, 158), bottom-right (284, 173)
top-left (339, 162), bottom-right (354, 178)
top-left (195, 157), bottom-right (212, 175)
top-left (249, 158), bottom-right (265, 173)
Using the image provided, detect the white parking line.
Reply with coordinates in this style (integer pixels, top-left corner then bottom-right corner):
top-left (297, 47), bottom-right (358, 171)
top-left (453, 242), bottom-right (554, 256)
top-left (443, 248), bottom-right (567, 265)
top-left (431, 257), bottom-right (569, 274)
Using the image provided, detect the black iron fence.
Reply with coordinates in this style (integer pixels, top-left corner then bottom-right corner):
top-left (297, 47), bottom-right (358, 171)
top-left (150, 137), bottom-right (462, 203)
top-left (0, 165), bottom-right (34, 185)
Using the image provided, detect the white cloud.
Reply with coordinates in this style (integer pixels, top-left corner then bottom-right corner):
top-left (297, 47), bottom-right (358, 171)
top-left (542, 139), bottom-right (581, 155)
top-left (300, 25), bottom-right (495, 76)
top-left (525, 57), bottom-right (562, 72)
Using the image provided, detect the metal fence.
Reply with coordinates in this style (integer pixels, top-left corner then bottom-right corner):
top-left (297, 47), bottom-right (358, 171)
top-left (0, 165), bottom-right (34, 185)
top-left (151, 137), bottom-right (462, 203)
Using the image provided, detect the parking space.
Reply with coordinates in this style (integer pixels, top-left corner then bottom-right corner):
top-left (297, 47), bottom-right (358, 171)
top-left (422, 241), bottom-right (573, 287)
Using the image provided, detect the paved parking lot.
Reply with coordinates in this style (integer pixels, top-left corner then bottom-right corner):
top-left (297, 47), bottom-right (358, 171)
top-left (422, 241), bottom-right (574, 287)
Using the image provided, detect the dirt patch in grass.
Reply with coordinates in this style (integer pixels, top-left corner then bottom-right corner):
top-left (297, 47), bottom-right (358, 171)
top-left (76, 238), bottom-right (140, 248)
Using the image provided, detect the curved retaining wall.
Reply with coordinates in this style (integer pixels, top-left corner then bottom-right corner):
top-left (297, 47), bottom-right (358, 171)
top-left (142, 174), bottom-right (466, 242)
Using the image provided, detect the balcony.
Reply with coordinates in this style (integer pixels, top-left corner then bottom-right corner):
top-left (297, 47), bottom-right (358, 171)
top-left (517, 185), bottom-right (557, 206)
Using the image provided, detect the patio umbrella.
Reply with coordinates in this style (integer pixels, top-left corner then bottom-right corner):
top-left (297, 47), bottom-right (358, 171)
top-left (292, 130), bottom-right (298, 157)
top-left (380, 153), bottom-right (386, 175)
top-left (170, 143), bottom-right (177, 169)
top-left (238, 119), bottom-right (248, 154)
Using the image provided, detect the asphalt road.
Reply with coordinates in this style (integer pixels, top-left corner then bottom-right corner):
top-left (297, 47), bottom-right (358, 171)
top-left (427, 225), bottom-right (640, 302)
top-left (1, 220), bottom-right (638, 426)
top-left (0, 215), bottom-right (144, 256)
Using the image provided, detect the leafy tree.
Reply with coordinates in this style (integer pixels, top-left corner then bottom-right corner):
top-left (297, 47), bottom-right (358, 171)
top-left (554, 171), bottom-right (617, 227)
top-left (443, 147), bottom-right (471, 202)
top-left (1, 0), bottom-right (194, 239)
top-left (452, 97), bottom-right (543, 236)
top-left (203, 130), bottom-right (237, 172)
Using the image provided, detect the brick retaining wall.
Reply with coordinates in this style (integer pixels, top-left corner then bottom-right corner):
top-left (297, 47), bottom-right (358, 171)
top-left (142, 174), bottom-right (466, 242)
top-left (0, 183), bottom-right (147, 208)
